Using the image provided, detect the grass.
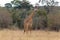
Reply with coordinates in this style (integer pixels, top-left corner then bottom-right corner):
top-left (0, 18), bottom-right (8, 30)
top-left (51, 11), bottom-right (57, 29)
top-left (0, 29), bottom-right (60, 40)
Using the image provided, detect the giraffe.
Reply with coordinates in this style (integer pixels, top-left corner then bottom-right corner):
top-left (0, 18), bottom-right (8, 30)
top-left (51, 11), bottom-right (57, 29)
top-left (23, 0), bottom-right (40, 33)
top-left (24, 9), bottom-right (36, 33)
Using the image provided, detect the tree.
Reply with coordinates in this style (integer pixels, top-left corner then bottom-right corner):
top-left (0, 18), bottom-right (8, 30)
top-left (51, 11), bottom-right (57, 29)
top-left (40, 0), bottom-right (59, 29)
top-left (41, 0), bottom-right (59, 13)
top-left (5, 0), bottom-right (33, 28)
top-left (5, 3), bottom-right (13, 13)
top-left (36, 0), bottom-right (58, 29)
top-left (5, 3), bottom-right (12, 8)
top-left (11, 0), bottom-right (33, 10)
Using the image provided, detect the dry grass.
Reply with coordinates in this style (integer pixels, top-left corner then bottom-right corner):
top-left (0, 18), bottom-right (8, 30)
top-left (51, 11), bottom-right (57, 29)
top-left (0, 29), bottom-right (60, 40)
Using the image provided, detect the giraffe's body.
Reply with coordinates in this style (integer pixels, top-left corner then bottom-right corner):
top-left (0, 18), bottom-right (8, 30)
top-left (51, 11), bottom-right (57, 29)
top-left (24, 11), bottom-right (35, 33)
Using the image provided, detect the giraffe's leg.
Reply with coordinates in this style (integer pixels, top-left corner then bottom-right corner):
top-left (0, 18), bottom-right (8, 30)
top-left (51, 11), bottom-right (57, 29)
top-left (24, 24), bottom-right (28, 33)
top-left (29, 24), bottom-right (32, 33)
top-left (24, 24), bottom-right (26, 33)
top-left (26, 24), bottom-right (29, 33)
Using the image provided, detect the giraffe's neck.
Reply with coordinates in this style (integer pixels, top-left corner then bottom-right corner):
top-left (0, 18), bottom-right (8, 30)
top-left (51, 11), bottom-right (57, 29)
top-left (28, 11), bottom-right (35, 18)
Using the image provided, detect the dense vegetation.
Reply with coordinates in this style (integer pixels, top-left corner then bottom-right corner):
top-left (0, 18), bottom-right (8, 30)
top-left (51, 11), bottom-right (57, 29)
top-left (0, 0), bottom-right (60, 32)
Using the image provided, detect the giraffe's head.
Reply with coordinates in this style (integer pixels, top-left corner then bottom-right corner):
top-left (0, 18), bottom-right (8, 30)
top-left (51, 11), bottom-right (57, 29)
top-left (33, 5), bottom-right (39, 12)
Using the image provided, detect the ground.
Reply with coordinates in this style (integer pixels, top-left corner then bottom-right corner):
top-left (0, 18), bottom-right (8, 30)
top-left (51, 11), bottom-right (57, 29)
top-left (0, 29), bottom-right (60, 40)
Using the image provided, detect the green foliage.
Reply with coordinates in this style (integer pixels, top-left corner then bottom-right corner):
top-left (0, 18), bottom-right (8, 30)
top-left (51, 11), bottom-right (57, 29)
top-left (11, 0), bottom-right (33, 10)
top-left (37, 9), bottom-right (47, 16)
top-left (5, 3), bottom-right (12, 8)
top-left (36, 9), bottom-right (49, 28)
top-left (4, 0), bottom-right (33, 28)
top-left (4, 0), bottom-right (59, 30)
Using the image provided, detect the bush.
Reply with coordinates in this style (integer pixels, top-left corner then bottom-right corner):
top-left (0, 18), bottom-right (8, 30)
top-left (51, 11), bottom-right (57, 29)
top-left (0, 8), bottom-right (12, 29)
top-left (48, 13), bottom-right (60, 31)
